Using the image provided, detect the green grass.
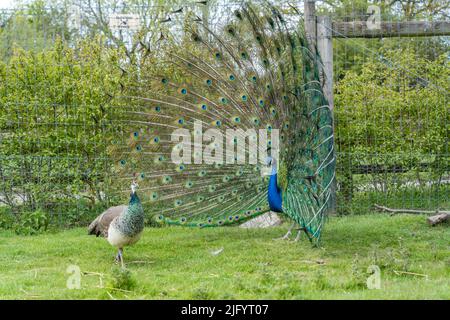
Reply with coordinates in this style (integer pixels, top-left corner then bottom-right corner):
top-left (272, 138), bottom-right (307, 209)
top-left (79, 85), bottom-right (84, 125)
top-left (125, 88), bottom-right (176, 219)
top-left (0, 213), bottom-right (448, 299)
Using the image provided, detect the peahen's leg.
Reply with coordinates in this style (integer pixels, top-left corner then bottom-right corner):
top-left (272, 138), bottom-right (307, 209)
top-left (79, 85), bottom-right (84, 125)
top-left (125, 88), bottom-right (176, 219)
top-left (274, 222), bottom-right (296, 240)
top-left (115, 248), bottom-right (124, 268)
top-left (118, 248), bottom-right (124, 268)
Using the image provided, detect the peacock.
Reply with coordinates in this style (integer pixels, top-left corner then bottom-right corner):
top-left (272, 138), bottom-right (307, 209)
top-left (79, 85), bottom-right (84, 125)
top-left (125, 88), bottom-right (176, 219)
top-left (109, 1), bottom-right (335, 244)
top-left (88, 181), bottom-right (144, 267)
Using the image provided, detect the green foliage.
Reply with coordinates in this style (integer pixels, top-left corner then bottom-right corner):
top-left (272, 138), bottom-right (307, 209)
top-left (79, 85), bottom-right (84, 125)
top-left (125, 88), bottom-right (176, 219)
top-left (335, 46), bottom-right (449, 213)
top-left (13, 209), bottom-right (49, 235)
top-left (0, 37), bottom-right (124, 212)
top-left (1, 206), bottom-right (50, 234)
top-left (108, 267), bottom-right (137, 292)
top-left (0, 0), bottom-right (74, 61)
top-left (336, 47), bottom-right (448, 159)
top-left (0, 206), bottom-right (15, 229)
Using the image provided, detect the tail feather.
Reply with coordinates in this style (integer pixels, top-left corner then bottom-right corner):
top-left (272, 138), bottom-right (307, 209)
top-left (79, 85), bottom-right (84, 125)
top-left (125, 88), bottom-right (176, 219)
top-left (106, 2), bottom-right (335, 238)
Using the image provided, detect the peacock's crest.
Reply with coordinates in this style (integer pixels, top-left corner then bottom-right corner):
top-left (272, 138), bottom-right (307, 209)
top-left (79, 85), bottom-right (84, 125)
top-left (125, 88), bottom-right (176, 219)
top-left (109, 1), bottom-right (335, 241)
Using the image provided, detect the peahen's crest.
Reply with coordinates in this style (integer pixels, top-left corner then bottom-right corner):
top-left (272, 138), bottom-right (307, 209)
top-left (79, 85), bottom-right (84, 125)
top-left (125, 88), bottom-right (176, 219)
top-left (109, 1), bottom-right (335, 241)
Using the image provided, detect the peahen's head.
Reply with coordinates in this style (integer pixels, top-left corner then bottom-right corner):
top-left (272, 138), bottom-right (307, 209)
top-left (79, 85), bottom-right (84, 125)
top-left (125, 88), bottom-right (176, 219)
top-left (131, 180), bottom-right (139, 194)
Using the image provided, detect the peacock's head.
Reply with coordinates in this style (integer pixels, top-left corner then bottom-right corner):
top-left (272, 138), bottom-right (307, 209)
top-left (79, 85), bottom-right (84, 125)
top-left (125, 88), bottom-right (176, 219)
top-left (265, 156), bottom-right (277, 167)
top-left (131, 180), bottom-right (139, 194)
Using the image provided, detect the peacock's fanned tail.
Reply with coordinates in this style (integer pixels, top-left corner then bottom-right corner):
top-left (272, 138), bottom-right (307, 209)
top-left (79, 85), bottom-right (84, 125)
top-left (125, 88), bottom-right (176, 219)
top-left (109, 1), bottom-right (335, 239)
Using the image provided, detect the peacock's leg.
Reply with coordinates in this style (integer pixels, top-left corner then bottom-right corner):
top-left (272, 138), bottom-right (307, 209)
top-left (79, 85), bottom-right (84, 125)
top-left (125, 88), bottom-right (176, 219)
top-left (274, 222), bottom-right (296, 240)
top-left (293, 229), bottom-right (302, 242)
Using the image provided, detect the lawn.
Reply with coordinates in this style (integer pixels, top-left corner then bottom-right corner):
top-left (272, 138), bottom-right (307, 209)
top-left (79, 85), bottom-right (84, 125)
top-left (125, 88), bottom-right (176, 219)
top-left (0, 213), bottom-right (448, 299)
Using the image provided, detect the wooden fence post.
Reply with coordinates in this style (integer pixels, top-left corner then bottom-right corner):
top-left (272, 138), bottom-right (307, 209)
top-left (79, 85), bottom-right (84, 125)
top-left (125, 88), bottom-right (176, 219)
top-left (317, 15), bottom-right (334, 108)
top-left (304, 0), bottom-right (317, 55)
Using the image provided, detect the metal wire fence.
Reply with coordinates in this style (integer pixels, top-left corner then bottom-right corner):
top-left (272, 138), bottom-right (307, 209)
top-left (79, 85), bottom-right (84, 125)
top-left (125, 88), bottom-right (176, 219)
top-left (0, 1), bottom-right (448, 229)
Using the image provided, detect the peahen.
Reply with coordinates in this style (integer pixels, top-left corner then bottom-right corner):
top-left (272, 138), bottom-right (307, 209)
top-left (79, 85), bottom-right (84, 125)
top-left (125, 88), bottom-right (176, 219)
top-left (110, 2), bottom-right (335, 243)
top-left (88, 181), bottom-right (144, 266)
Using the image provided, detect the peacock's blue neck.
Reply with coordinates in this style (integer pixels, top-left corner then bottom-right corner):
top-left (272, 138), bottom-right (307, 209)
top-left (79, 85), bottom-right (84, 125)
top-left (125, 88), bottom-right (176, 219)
top-left (267, 167), bottom-right (283, 213)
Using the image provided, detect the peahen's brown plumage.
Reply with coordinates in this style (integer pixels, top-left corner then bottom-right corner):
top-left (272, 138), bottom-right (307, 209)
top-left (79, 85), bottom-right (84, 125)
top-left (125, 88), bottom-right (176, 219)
top-left (88, 205), bottom-right (126, 237)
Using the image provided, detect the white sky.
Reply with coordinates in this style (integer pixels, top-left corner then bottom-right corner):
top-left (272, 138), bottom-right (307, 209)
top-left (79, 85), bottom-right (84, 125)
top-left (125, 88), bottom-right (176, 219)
top-left (0, 0), bottom-right (16, 9)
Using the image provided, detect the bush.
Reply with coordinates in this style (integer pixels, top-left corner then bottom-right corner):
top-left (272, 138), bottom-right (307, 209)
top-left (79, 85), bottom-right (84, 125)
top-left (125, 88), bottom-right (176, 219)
top-left (0, 37), bottom-right (125, 214)
top-left (335, 48), bottom-right (449, 211)
top-left (13, 209), bottom-right (49, 235)
top-left (0, 206), bottom-right (15, 230)
top-left (108, 267), bottom-right (137, 291)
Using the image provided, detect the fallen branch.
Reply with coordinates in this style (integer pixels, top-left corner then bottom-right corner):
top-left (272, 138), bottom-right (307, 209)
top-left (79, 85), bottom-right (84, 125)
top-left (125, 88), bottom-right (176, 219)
top-left (374, 204), bottom-right (449, 226)
top-left (374, 204), bottom-right (449, 216)
top-left (427, 213), bottom-right (450, 226)
top-left (393, 270), bottom-right (428, 278)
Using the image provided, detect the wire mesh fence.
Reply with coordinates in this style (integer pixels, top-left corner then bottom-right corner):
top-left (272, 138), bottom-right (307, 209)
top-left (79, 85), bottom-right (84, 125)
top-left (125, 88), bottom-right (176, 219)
top-left (0, 1), bottom-right (448, 229)
top-left (331, 10), bottom-right (449, 214)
